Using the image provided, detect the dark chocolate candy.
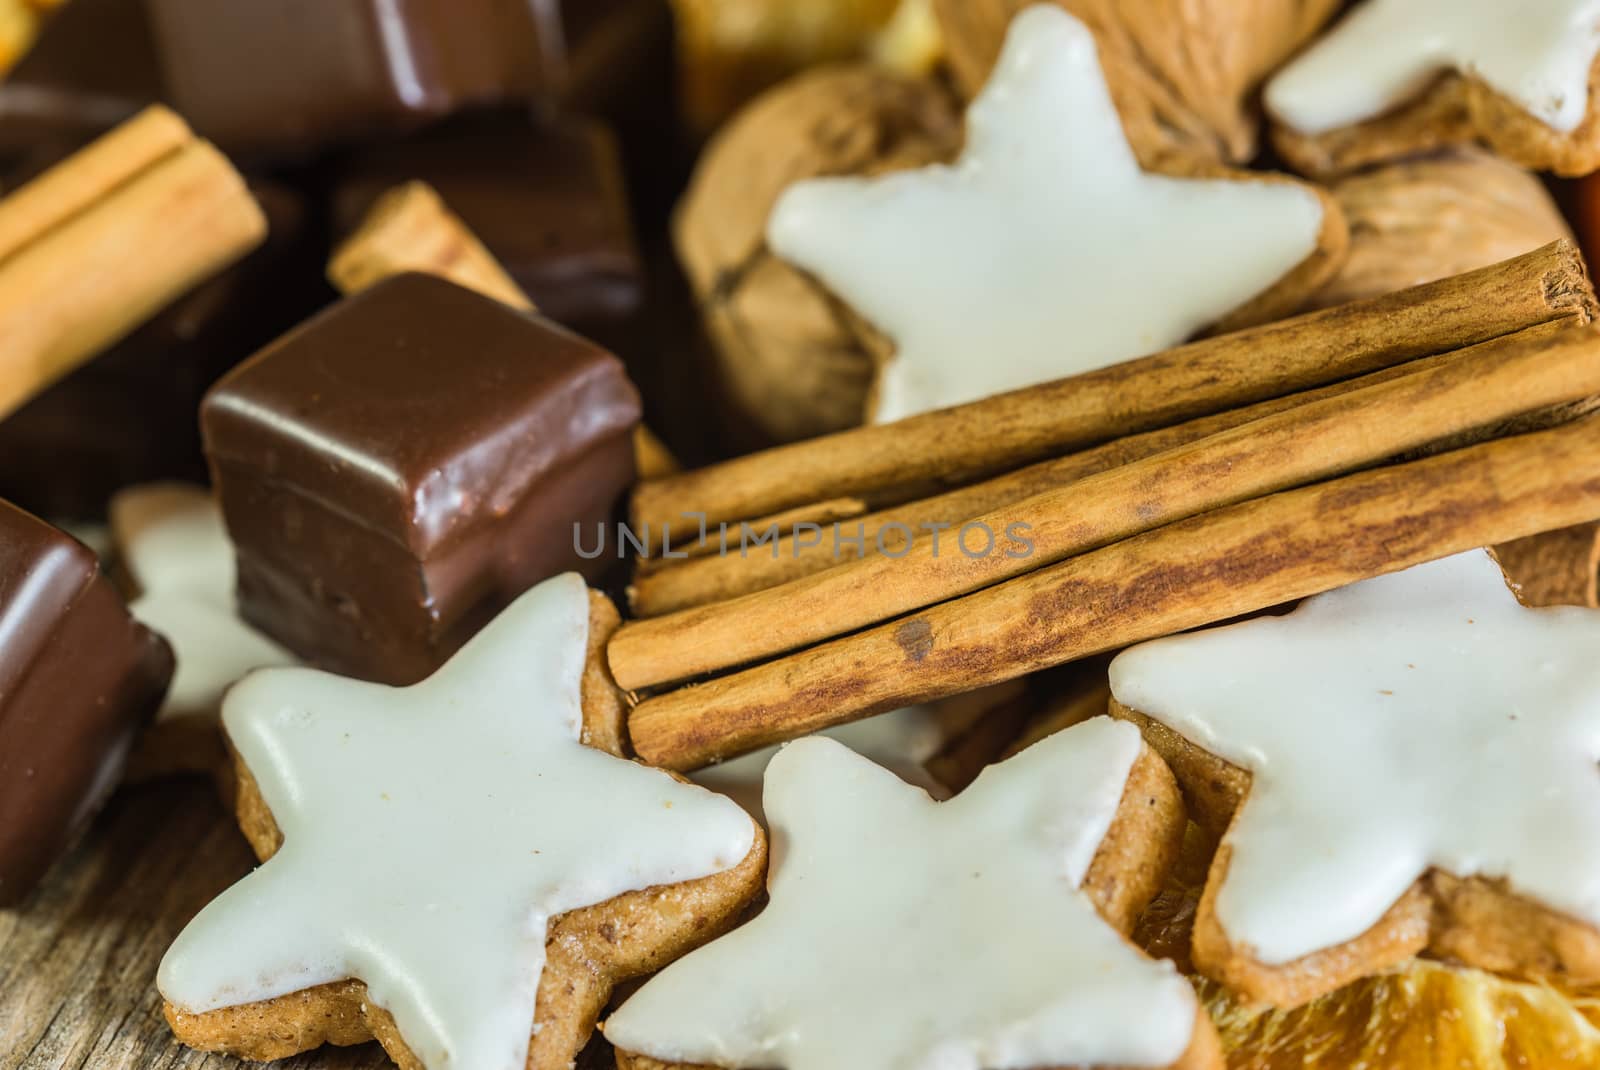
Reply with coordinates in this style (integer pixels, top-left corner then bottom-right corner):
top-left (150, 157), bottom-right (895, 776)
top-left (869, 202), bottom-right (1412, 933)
top-left (144, 0), bottom-right (539, 152)
top-left (0, 502), bottom-right (173, 906)
top-left (542, 0), bottom-right (674, 120)
top-left (0, 182), bottom-right (320, 520)
top-left (0, 0), bottom-right (163, 154)
top-left (332, 111), bottom-right (643, 337)
top-left (145, 0), bottom-right (665, 154)
top-left (202, 273), bottom-right (640, 686)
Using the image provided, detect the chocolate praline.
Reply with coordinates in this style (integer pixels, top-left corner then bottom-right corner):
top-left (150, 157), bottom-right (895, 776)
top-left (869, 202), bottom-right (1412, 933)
top-left (145, 0), bottom-right (668, 155)
top-left (330, 112), bottom-right (643, 342)
top-left (0, 503), bottom-right (173, 906)
top-left (202, 273), bottom-right (641, 686)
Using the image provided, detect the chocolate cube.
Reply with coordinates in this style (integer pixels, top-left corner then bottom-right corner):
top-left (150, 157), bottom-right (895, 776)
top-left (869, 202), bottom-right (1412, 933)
top-left (0, 503), bottom-right (172, 906)
top-left (145, 0), bottom-right (663, 153)
top-left (331, 112), bottom-right (643, 344)
top-left (202, 273), bottom-right (640, 686)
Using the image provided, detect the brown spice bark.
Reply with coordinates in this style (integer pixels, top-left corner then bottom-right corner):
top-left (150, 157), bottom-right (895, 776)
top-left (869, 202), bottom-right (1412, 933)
top-left (327, 181), bottom-right (532, 312)
top-left (631, 243), bottom-right (1596, 537)
top-left (627, 410), bottom-right (1600, 771)
top-left (612, 325), bottom-right (1600, 690)
top-left (629, 320), bottom-right (1575, 616)
top-left (0, 104), bottom-right (265, 419)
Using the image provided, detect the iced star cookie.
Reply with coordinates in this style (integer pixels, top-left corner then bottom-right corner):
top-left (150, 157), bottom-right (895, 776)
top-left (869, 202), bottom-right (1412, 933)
top-left (1266, 0), bottom-right (1600, 177)
top-left (157, 574), bottom-right (766, 1070)
top-left (606, 717), bottom-right (1223, 1070)
top-left (767, 5), bottom-right (1344, 423)
top-left (1110, 550), bottom-right (1600, 1008)
top-left (109, 483), bottom-right (296, 782)
top-left (934, 0), bottom-right (1342, 168)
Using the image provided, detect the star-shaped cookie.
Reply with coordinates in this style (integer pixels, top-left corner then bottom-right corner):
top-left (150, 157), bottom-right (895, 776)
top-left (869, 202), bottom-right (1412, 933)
top-left (158, 574), bottom-right (764, 1070)
top-left (1266, 0), bottom-right (1600, 176)
top-left (767, 4), bottom-right (1337, 423)
top-left (1268, 0), bottom-right (1600, 136)
top-left (606, 717), bottom-right (1222, 1070)
top-left (1111, 550), bottom-right (1600, 1007)
top-left (111, 483), bottom-right (296, 724)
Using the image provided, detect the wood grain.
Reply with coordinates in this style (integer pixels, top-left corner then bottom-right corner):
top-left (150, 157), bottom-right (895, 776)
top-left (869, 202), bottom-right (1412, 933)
top-left (0, 781), bottom-right (389, 1070)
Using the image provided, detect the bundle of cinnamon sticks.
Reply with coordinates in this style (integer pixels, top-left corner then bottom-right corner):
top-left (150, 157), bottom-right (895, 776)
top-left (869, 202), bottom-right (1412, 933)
top-left (611, 242), bottom-right (1600, 771)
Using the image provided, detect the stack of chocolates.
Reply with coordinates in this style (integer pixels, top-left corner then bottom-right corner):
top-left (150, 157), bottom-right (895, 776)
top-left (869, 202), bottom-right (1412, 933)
top-left (0, 0), bottom-right (666, 914)
top-left (11, 4), bottom-right (1600, 1070)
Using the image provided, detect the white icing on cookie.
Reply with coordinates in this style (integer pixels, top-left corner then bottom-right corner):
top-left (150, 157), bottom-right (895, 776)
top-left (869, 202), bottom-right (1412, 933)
top-left (606, 717), bottom-right (1199, 1070)
top-left (1267, 0), bottom-right (1600, 136)
top-left (110, 483), bottom-right (295, 722)
top-left (1110, 550), bottom-right (1600, 966)
top-left (158, 574), bottom-right (756, 1070)
top-left (767, 4), bottom-right (1325, 424)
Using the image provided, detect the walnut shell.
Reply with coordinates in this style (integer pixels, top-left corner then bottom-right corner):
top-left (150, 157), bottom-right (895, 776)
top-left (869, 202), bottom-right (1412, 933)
top-left (673, 65), bottom-right (964, 443)
top-left (1307, 148), bottom-right (1573, 311)
top-left (933, 0), bottom-right (1342, 169)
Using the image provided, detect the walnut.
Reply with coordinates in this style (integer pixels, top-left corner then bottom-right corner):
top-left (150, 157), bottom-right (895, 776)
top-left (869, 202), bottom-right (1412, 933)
top-left (673, 9), bottom-right (1349, 444)
top-left (1307, 148), bottom-right (1573, 311)
top-left (932, 0), bottom-right (1342, 169)
top-left (673, 65), bottom-right (963, 443)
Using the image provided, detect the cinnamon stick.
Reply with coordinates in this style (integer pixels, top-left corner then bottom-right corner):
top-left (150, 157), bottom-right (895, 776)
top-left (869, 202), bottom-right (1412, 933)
top-left (327, 181), bottom-right (533, 312)
top-left (635, 496), bottom-right (872, 576)
top-left (631, 242), bottom-right (1595, 537)
top-left (627, 409), bottom-right (1600, 771)
top-left (1494, 525), bottom-right (1600, 608)
top-left (634, 425), bottom-right (683, 481)
top-left (611, 325), bottom-right (1600, 690)
top-left (0, 105), bottom-right (191, 259)
top-left (0, 106), bottom-right (266, 419)
top-left (630, 320), bottom-right (1575, 615)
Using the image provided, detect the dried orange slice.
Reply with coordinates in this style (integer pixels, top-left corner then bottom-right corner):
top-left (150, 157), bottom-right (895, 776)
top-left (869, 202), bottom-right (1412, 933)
top-left (1138, 826), bottom-right (1600, 1069)
top-left (1204, 964), bottom-right (1600, 1069)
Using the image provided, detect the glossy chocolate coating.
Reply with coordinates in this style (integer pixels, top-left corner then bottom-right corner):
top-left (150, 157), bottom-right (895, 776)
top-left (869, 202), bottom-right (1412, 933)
top-left (332, 112), bottom-right (643, 335)
top-left (0, 503), bottom-right (173, 906)
top-left (0, 0), bottom-right (163, 154)
top-left (144, 0), bottom-right (538, 152)
top-left (202, 273), bottom-right (640, 685)
top-left (540, 0), bottom-right (673, 119)
top-left (0, 183), bottom-right (319, 520)
top-left (146, 0), bottom-right (660, 153)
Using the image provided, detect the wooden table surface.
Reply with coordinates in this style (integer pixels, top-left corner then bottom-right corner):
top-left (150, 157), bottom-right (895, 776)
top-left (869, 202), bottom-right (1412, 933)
top-left (0, 779), bottom-right (389, 1070)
